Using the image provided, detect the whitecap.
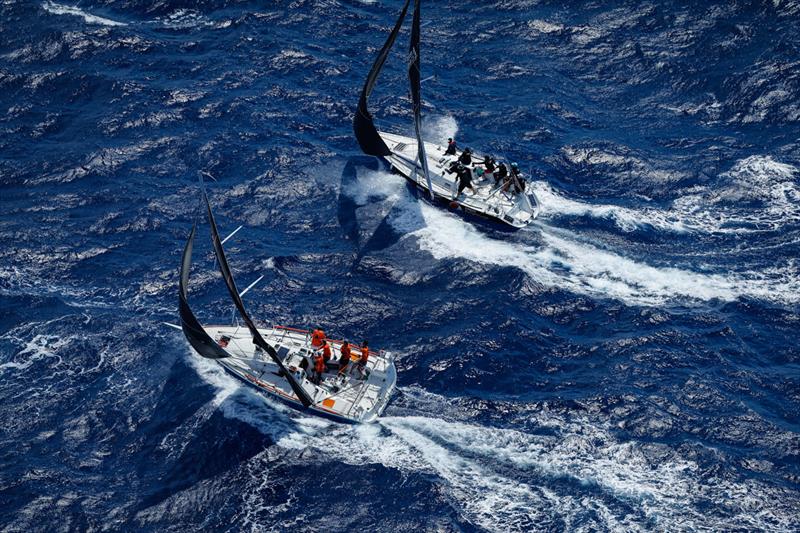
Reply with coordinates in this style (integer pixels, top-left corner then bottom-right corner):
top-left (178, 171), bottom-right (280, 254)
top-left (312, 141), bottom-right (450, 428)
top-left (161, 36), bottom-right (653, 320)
top-left (42, 1), bottom-right (127, 27)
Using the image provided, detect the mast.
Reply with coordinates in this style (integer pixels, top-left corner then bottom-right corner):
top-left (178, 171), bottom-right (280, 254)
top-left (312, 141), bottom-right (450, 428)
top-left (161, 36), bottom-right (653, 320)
top-left (353, 0), bottom-right (411, 156)
top-left (408, 0), bottom-right (435, 200)
top-left (202, 190), bottom-right (314, 408)
top-left (178, 224), bottom-right (233, 360)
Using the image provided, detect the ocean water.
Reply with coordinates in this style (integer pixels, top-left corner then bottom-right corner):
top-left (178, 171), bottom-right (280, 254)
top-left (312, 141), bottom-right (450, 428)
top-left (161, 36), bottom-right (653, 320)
top-left (1, 1), bottom-right (799, 531)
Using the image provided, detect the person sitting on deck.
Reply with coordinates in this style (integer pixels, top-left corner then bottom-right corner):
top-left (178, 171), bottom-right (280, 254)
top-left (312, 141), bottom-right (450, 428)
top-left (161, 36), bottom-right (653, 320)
top-left (473, 167), bottom-right (485, 182)
top-left (445, 137), bottom-right (457, 155)
top-left (356, 340), bottom-right (370, 380)
top-left (311, 327), bottom-right (326, 348)
top-left (312, 352), bottom-right (325, 384)
top-left (458, 148), bottom-right (473, 166)
top-left (337, 340), bottom-right (352, 377)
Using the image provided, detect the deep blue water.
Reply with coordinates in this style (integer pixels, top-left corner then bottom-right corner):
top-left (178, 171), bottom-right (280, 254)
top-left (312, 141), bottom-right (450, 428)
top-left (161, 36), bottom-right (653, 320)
top-left (2, 0), bottom-right (800, 531)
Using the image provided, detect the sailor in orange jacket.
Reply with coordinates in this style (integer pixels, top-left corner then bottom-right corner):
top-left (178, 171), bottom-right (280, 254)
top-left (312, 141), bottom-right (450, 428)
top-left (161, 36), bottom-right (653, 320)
top-left (356, 340), bottom-right (369, 380)
top-left (321, 340), bottom-right (332, 370)
top-left (337, 341), bottom-right (351, 377)
top-left (311, 327), bottom-right (326, 348)
top-left (313, 352), bottom-right (326, 384)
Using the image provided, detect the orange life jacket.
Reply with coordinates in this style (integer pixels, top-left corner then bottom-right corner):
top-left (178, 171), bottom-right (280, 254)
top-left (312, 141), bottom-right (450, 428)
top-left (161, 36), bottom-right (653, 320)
top-left (360, 346), bottom-right (369, 364)
top-left (314, 354), bottom-right (325, 373)
top-left (322, 344), bottom-right (332, 362)
top-left (340, 344), bottom-right (351, 362)
top-left (311, 329), bottom-right (325, 347)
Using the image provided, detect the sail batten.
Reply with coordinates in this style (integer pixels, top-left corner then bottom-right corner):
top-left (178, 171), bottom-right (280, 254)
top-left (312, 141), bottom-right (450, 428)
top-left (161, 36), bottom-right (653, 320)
top-left (353, 0), bottom-right (411, 156)
top-left (408, 0), bottom-right (434, 200)
top-left (202, 191), bottom-right (314, 408)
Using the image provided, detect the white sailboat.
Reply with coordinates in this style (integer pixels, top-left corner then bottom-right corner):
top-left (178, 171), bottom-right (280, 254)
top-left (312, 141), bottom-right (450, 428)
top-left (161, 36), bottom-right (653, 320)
top-left (173, 190), bottom-right (397, 424)
top-left (353, 0), bottom-right (540, 229)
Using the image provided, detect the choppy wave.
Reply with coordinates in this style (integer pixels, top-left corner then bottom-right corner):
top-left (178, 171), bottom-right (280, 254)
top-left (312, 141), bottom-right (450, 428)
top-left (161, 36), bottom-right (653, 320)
top-left (540, 154), bottom-right (800, 234)
top-left (41, 1), bottom-right (127, 26)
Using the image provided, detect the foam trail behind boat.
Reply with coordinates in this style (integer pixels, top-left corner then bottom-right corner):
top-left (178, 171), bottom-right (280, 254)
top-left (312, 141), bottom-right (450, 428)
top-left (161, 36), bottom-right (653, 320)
top-left (207, 385), bottom-right (800, 532)
top-left (347, 167), bottom-right (796, 306)
top-left (411, 204), bottom-right (799, 305)
top-left (532, 155), bottom-right (800, 234)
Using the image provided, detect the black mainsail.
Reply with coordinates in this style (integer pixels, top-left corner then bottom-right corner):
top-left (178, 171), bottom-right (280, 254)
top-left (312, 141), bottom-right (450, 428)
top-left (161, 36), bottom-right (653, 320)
top-left (353, 0), bottom-right (411, 156)
top-left (408, 0), bottom-right (434, 199)
top-left (178, 224), bottom-right (232, 360)
top-left (203, 191), bottom-right (314, 408)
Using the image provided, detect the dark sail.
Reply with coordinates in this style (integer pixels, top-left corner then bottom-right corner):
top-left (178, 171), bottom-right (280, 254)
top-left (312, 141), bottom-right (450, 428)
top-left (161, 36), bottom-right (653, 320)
top-left (408, 0), bottom-right (434, 199)
top-left (353, 0), bottom-right (411, 156)
top-left (202, 191), bottom-right (314, 408)
top-left (178, 224), bottom-right (232, 360)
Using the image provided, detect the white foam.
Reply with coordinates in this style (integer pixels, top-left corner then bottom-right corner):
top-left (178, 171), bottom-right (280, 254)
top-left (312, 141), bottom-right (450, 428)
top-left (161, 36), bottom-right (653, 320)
top-left (345, 167), bottom-right (798, 306)
top-left (186, 348), bottom-right (799, 532)
top-left (534, 156), bottom-right (800, 235)
top-left (531, 181), bottom-right (690, 233)
top-left (0, 333), bottom-right (65, 372)
top-left (225, 390), bottom-right (799, 531)
top-left (422, 114), bottom-right (459, 146)
top-left (42, 1), bottom-right (127, 26)
top-left (343, 167), bottom-right (407, 206)
top-left (411, 200), bottom-right (799, 305)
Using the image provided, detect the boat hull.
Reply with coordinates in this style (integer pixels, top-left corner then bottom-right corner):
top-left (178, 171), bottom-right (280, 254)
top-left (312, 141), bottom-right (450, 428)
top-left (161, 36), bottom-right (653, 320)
top-left (377, 131), bottom-right (540, 229)
top-left (204, 325), bottom-right (397, 424)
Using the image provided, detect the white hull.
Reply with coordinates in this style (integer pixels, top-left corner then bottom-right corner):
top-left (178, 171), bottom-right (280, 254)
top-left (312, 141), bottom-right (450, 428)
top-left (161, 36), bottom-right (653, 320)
top-left (378, 132), bottom-right (540, 229)
top-left (208, 325), bottom-right (396, 423)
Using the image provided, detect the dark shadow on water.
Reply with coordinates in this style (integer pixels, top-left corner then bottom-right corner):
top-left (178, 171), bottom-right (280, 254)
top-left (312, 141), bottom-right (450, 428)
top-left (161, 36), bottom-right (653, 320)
top-left (131, 358), bottom-right (286, 514)
top-left (336, 155), bottom-right (425, 268)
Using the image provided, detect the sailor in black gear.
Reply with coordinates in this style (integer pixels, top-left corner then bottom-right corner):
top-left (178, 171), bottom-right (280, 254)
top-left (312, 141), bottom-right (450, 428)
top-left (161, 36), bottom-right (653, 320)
top-left (495, 162), bottom-right (508, 185)
top-left (510, 163), bottom-right (526, 193)
top-left (456, 165), bottom-right (476, 196)
top-left (458, 148), bottom-right (472, 166)
top-left (446, 160), bottom-right (462, 175)
top-left (445, 137), bottom-right (457, 155)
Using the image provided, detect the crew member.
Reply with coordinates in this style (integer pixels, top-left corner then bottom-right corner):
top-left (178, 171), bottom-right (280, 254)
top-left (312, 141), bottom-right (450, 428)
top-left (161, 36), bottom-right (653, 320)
top-left (458, 147), bottom-right (473, 166)
top-left (338, 340), bottom-right (352, 376)
top-left (495, 162), bottom-right (508, 186)
top-left (456, 165), bottom-right (476, 196)
top-left (321, 340), bottom-right (332, 369)
top-left (313, 351), bottom-right (325, 384)
top-left (357, 340), bottom-right (370, 379)
top-left (483, 156), bottom-right (496, 180)
top-left (445, 137), bottom-right (457, 155)
top-left (510, 162), bottom-right (526, 193)
top-left (311, 327), bottom-right (326, 348)
top-left (446, 160), bottom-right (462, 175)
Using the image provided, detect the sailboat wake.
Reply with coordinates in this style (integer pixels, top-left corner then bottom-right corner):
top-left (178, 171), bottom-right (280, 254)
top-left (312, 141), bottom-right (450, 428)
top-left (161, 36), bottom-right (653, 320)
top-left (342, 165), bottom-right (799, 307)
top-left (196, 371), bottom-right (799, 532)
top-left (532, 155), bottom-right (800, 235)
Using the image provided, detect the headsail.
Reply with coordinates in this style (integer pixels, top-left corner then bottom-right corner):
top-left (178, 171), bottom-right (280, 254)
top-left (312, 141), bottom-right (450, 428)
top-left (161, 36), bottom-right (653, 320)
top-left (202, 190), bottom-right (314, 408)
top-left (353, 0), bottom-right (411, 157)
top-left (178, 224), bottom-right (232, 360)
top-left (408, 0), bottom-right (434, 200)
